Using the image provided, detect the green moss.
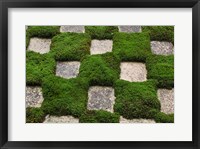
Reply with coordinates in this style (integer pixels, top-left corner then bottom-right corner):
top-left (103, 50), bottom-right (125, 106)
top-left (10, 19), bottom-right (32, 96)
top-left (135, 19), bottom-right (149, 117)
top-left (78, 53), bottom-right (120, 86)
top-left (26, 107), bottom-right (45, 123)
top-left (114, 80), bottom-right (160, 119)
top-left (142, 26), bottom-right (174, 44)
top-left (50, 33), bottom-right (91, 61)
top-left (26, 51), bottom-right (56, 85)
top-left (113, 32), bottom-right (151, 62)
top-left (146, 55), bottom-right (174, 88)
top-left (154, 112), bottom-right (174, 123)
top-left (85, 26), bottom-right (118, 39)
top-left (26, 26), bottom-right (60, 48)
top-left (41, 76), bottom-right (89, 117)
top-left (79, 110), bottom-right (120, 123)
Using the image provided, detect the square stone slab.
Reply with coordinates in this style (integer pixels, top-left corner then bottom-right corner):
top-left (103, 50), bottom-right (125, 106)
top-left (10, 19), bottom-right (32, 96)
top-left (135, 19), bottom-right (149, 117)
top-left (120, 62), bottom-right (147, 82)
top-left (90, 40), bottom-right (113, 55)
top-left (87, 86), bottom-right (115, 113)
top-left (56, 61), bottom-right (80, 79)
top-left (26, 86), bottom-right (44, 108)
top-left (27, 37), bottom-right (51, 54)
top-left (43, 115), bottom-right (79, 123)
top-left (120, 116), bottom-right (155, 123)
top-left (151, 41), bottom-right (174, 55)
top-left (60, 26), bottom-right (85, 33)
top-left (118, 26), bottom-right (142, 33)
top-left (157, 88), bottom-right (174, 114)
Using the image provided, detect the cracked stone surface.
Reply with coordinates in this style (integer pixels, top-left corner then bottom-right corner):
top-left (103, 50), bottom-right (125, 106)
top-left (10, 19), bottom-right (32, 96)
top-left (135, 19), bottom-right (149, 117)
top-left (90, 40), bottom-right (113, 55)
top-left (118, 26), bottom-right (142, 33)
top-left (120, 116), bottom-right (156, 123)
top-left (43, 115), bottom-right (79, 123)
top-left (60, 26), bottom-right (85, 33)
top-left (120, 62), bottom-right (147, 82)
top-left (26, 86), bottom-right (44, 108)
top-left (87, 86), bottom-right (115, 113)
top-left (56, 61), bottom-right (80, 79)
top-left (151, 41), bottom-right (174, 55)
top-left (157, 88), bottom-right (174, 114)
top-left (27, 37), bottom-right (51, 54)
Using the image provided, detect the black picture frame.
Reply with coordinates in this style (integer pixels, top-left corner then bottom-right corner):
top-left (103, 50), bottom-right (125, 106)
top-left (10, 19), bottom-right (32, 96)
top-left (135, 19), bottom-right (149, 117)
top-left (0, 0), bottom-right (199, 148)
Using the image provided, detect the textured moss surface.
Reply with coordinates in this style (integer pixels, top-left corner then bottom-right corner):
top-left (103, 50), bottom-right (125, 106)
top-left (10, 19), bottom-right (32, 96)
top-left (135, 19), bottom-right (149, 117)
top-left (78, 53), bottom-right (120, 86)
top-left (113, 32), bottom-right (151, 62)
top-left (26, 51), bottom-right (56, 86)
top-left (146, 55), bottom-right (174, 88)
top-left (50, 33), bottom-right (91, 61)
top-left (114, 80), bottom-right (160, 119)
top-left (26, 26), bottom-right (60, 48)
top-left (85, 26), bottom-right (118, 39)
top-left (41, 76), bottom-right (89, 117)
top-left (79, 110), bottom-right (120, 123)
top-left (142, 26), bottom-right (174, 44)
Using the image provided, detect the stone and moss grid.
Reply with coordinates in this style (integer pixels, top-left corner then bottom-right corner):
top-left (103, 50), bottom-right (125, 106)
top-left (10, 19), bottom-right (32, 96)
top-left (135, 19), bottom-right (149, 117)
top-left (26, 25), bottom-right (174, 123)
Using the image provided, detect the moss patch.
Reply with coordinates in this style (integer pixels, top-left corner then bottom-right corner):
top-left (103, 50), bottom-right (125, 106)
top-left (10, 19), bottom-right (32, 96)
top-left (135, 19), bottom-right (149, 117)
top-left (85, 26), bottom-right (118, 39)
top-left (50, 33), bottom-right (91, 61)
top-left (26, 26), bottom-right (60, 48)
top-left (146, 55), bottom-right (174, 88)
top-left (142, 26), bottom-right (174, 44)
top-left (79, 110), bottom-right (120, 123)
top-left (113, 32), bottom-right (151, 62)
top-left (78, 52), bottom-right (120, 86)
top-left (26, 107), bottom-right (45, 123)
top-left (154, 112), bottom-right (174, 123)
top-left (41, 76), bottom-right (89, 117)
top-left (26, 51), bottom-right (56, 86)
top-left (114, 80), bottom-right (160, 119)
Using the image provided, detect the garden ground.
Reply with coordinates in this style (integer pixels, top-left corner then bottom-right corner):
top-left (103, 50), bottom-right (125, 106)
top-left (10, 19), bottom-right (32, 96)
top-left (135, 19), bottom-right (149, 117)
top-left (26, 25), bottom-right (174, 123)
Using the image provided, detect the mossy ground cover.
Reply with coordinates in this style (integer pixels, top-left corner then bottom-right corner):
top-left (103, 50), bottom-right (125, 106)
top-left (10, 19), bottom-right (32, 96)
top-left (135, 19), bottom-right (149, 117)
top-left (85, 26), bottom-right (118, 39)
top-left (50, 33), bottom-right (91, 61)
top-left (26, 26), bottom-right (60, 48)
top-left (26, 25), bottom-right (174, 123)
top-left (142, 26), bottom-right (174, 44)
top-left (26, 51), bottom-right (56, 86)
top-left (146, 55), bottom-right (174, 88)
top-left (112, 32), bottom-right (151, 62)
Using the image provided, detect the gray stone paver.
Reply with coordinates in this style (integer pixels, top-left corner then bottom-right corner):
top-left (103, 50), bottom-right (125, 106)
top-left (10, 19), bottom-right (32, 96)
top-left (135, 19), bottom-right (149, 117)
top-left (43, 115), bottom-right (79, 123)
top-left (28, 37), bottom-right (51, 54)
top-left (60, 26), bottom-right (85, 33)
top-left (157, 88), bottom-right (174, 114)
top-left (26, 86), bottom-right (44, 108)
top-left (90, 40), bottom-right (113, 55)
top-left (120, 62), bottom-right (147, 82)
top-left (151, 41), bottom-right (174, 55)
top-left (56, 61), bottom-right (80, 79)
top-left (120, 116), bottom-right (156, 123)
top-left (118, 26), bottom-right (142, 33)
top-left (87, 86), bottom-right (115, 113)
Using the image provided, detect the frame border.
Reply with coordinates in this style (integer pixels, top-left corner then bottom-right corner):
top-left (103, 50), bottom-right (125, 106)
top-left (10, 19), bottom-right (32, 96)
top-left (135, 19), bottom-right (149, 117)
top-left (0, 0), bottom-right (199, 148)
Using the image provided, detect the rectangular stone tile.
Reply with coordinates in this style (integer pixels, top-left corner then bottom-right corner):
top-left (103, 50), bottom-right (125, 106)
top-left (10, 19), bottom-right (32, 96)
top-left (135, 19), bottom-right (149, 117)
top-left (151, 41), bottom-right (174, 55)
top-left (118, 26), bottom-right (142, 33)
top-left (120, 62), bottom-right (147, 82)
top-left (26, 86), bottom-right (44, 108)
top-left (157, 88), bottom-right (174, 114)
top-left (43, 115), bottom-right (79, 123)
top-left (90, 40), bottom-right (113, 55)
top-left (56, 61), bottom-right (80, 79)
top-left (60, 26), bottom-right (85, 33)
top-left (87, 86), bottom-right (115, 113)
top-left (27, 37), bottom-right (51, 54)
